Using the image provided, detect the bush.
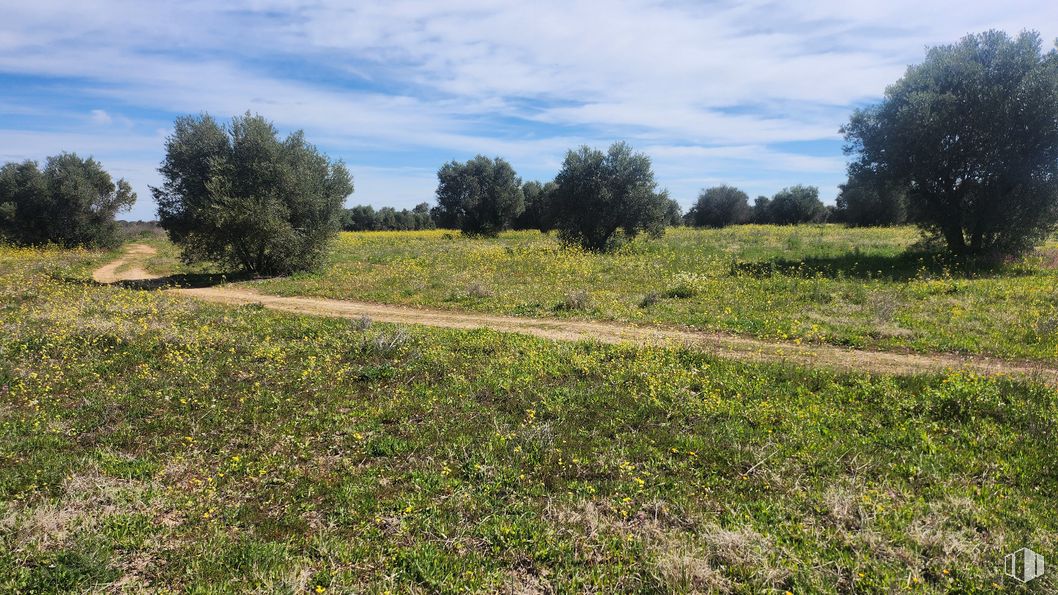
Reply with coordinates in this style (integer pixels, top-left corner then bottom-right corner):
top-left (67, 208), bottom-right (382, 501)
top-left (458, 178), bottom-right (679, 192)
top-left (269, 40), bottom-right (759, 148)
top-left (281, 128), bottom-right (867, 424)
top-left (560, 289), bottom-right (592, 310)
top-left (842, 30), bottom-right (1058, 258)
top-left (550, 142), bottom-right (669, 251)
top-left (153, 112), bottom-right (352, 275)
top-left (685, 185), bottom-right (751, 227)
top-left (0, 153), bottom-right (135, 248)
top-left (764, 185), bottom-right (826, 225)
top-left (432, 156), bottom-right (523, 236)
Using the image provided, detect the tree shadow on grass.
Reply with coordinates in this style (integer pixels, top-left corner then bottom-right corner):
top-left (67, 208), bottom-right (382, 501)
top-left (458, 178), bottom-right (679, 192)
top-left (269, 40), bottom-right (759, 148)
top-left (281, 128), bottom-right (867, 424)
top-left (118, 271), bottom-right (255, 290)
top-left (58, 271), bottom-right (256, 290)
top-left (730, 250), bottom-right (1025, 281)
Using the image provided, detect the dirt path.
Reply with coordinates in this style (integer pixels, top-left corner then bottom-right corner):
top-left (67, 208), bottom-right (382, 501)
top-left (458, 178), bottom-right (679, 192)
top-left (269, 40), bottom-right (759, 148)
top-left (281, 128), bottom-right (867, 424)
top-left (92, 243), bottom-right (163, 284)
top-left (96, 244), bottom-right (1058, 385)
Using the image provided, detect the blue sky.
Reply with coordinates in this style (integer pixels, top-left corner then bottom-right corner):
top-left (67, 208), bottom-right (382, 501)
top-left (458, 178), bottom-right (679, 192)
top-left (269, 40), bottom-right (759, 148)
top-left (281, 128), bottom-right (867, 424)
top-left (2, 1), bottom-right (1056, 220)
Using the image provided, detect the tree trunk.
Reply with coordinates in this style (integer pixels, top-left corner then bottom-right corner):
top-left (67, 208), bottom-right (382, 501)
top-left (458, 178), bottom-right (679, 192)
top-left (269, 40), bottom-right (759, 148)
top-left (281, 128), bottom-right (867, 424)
top-left (942, 224), bottom-right (967, 257)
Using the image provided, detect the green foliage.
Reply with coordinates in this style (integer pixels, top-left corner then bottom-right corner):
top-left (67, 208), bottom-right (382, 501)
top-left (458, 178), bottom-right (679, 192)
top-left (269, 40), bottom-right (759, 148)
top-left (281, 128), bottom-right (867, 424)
top-left (513, 180), bottom-right (556, 231)
top-left (551, 142), bottom-right (670, 251)
top-left (843, 30), bottom-right (1058, 258)
top-left (0, 153), bottom-right (134, 248)
top-left (432, 155), bottom-right (524, 236)
top-left (342, 202), bottom-right (434, 231)
top-left (751, 196), bottom-right (771, 224)
top-left (685, 185), bottom-right (751, 228)
top-left (153, 112), bottom-right (352, 275)
top-left (836, 172), bottom-right (908, 227)
top-left (764, 185), bottom-right (826, 225)
top-left (664, 197), bottom-right (683, 227)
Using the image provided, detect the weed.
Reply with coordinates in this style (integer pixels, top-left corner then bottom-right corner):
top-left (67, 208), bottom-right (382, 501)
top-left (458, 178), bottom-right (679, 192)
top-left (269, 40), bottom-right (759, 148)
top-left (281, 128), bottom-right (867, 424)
top-left (560, 290), bottom-right (592, 310)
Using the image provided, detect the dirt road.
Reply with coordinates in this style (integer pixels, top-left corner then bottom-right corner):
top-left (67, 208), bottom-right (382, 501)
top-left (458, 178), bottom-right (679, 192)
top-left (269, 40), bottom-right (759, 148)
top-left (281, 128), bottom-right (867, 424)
top-left (95, 244), bottom-right (1058, 385)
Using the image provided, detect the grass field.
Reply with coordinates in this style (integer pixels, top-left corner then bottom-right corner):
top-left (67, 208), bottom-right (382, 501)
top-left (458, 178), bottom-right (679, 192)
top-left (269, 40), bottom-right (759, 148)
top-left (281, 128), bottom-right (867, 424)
top-left (145, 226), bottom-right (1058, 361)
top-left (3, 243), bottom-right (1058, 592)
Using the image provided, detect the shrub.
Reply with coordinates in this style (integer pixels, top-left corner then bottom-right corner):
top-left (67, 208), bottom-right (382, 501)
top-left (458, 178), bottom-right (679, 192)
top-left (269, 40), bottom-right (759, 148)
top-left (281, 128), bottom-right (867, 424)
top-left (685, 185), bottom-right (751, 228)
top-left (842, 30), bottom-right (1058, 258)
top-left (0, 153), bottom-right (135, 248)
top-left (639, 292), bottom-right (661, 308)
top-left (432, 156), bottom-right (523, 236)
top-left (153, 112), bottom-right (352, 275)
top-left (560, 290), bottom-right (592, 310)
top-left (550, 142), bottom-right (669, 251)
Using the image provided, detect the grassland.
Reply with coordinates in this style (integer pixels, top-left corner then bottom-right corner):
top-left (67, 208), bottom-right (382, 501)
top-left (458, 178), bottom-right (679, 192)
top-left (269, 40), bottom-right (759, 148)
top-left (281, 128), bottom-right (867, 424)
top-left (3, 244), bottom-right (1058, 592)
top-left (146, 225), bottom-right (1058, 362)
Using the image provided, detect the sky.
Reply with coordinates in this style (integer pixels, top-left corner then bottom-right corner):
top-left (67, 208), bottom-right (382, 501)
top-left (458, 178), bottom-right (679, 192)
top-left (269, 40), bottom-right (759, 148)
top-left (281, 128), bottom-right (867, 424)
top-left (1, 1), bottom-right (1056, 220)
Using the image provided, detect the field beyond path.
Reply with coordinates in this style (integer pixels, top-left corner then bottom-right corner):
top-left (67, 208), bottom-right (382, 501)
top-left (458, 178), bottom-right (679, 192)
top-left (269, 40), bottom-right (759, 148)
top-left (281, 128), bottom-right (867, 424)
top-left (100, 243), bottom-right (1058, 385)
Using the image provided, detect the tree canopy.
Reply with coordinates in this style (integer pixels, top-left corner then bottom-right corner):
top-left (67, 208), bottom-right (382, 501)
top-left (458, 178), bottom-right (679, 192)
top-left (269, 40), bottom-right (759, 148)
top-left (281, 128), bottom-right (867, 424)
top-left (432, 156), bottom-right (523, 236)
top-left (842, 30), bottom-right (1058, 258)
top-left (0, 153), bottom-right (135, 248)
top-left (153, 112), bottom-right (352, 275)
top-left (550, 142), bottom-right (669, 251)
top-left (685, 185), bottom-right (751, 228)
top-left (764, 185), bottom-right (826, 225)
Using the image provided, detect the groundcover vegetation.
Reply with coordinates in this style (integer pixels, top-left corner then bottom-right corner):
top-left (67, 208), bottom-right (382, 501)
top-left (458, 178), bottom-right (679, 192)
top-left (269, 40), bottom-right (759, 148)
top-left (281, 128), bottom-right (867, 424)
top-left (1, 245), bottom-right (1055, 592)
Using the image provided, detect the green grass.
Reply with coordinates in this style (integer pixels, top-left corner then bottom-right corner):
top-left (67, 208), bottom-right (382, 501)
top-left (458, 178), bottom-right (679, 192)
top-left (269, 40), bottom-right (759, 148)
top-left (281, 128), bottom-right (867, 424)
top-left (2, 244), bottom-right (1057, 592)
top-left (148, 225), bottom-right (1058, 361)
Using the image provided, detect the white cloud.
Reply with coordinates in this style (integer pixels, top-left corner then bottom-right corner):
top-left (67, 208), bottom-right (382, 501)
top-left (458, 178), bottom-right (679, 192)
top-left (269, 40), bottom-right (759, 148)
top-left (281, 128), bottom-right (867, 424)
top-left (89, 109), bottom-right (112, 125)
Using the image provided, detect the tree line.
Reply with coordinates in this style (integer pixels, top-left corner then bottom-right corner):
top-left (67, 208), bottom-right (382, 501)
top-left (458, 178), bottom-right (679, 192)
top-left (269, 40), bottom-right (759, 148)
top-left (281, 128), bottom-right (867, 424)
top-left (2, 30), bottom-right (1056, 271)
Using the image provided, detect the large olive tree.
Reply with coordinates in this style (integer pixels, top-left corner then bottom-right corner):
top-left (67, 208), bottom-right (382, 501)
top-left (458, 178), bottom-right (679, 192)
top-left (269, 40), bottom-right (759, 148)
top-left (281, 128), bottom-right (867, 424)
top-left (843, 30), bottom-right (1058, 258)
top-left (431, 155), bottom-right (523, 236)
top-left (153, 113), bottom-right (352, 275)
top-left (550, 142), bottom-right (669, 251)
top-left (0, 153), bottom-right (135, 248)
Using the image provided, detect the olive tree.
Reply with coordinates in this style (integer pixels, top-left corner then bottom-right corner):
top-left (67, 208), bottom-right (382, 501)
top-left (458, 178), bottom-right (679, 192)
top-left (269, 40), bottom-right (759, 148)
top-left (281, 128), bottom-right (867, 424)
top-left (766, 185), bottom-right (826, 225)
top-left (432, 156), bottom-right (523, 236)
top-left (153, 113), bottom-right (352, 275)
top-left (0, 153), bottom-right (135, 247)
top-left (550, 142), bottom-right (669, 251)
top-left (842, 30), bottom-right (1058, 258)
top-left (684, 185), bottom-right (751, 227)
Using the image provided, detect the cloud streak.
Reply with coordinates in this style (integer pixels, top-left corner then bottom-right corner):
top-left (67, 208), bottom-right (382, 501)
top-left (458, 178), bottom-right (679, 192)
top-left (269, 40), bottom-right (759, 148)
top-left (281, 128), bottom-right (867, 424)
top-left (1, 0), bottom-right (1055, 218)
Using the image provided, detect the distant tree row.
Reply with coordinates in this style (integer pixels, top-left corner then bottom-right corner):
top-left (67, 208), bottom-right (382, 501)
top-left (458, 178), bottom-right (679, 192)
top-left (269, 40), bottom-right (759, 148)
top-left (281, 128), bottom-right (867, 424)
top-left (683, 184), bottom-right (827, 227)
top-left (341, 203), bottom-right (435, 231)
